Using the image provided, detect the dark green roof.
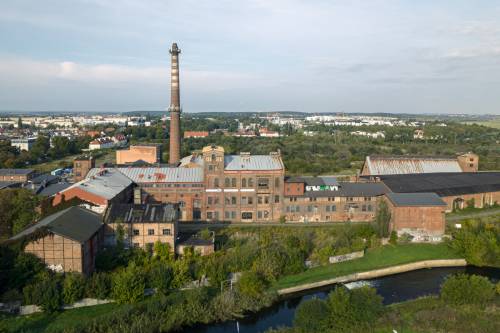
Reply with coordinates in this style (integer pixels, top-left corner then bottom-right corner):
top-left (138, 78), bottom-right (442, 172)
top-left (11, 206), bottom-right (103, 244)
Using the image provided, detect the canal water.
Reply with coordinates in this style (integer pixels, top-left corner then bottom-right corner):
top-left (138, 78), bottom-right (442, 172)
top-left (187, 266), bottom-right (500, 333)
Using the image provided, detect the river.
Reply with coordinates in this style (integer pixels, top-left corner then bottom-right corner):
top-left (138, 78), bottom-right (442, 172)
top-left (187, 266), bottom-right (500, 333)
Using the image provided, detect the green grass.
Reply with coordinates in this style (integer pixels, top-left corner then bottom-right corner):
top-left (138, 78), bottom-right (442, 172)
top-left (374, 295), bottom-right (500, 333)
top-left (32, 150), bottom-right (115, 173)
top-left (462, 120), bottom-right (500, 129)
top-left (274, 243), bottom-right (461, 290)
top-left (0, 303), bottom-right (121, 333)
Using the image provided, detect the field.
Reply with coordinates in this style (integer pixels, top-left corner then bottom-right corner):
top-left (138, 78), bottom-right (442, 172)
top-left (274, 243), bottom-right (461, 290)
top-left (462, 120), bottom-right (500, 129)
top-left (32, 150), bottom-right (116, 173)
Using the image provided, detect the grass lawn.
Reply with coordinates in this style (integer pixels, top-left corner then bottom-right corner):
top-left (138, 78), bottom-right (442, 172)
top-left (274, 243), bottom-right (461, 290)
top-left (374, 295), bottom-right (500, 333)
top-left (0, 303), bottom-right (121, 333)
top-left (32, 150), bottom-right (116, 173)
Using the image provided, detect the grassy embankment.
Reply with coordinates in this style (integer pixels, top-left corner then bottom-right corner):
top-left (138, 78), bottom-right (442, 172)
top-left (274, 243), bottom-right (461, 290)
top-left (32, 150), bottom-right (116, 173)
top-left (373, 295), bottom-right (500, 333)
top-left (0, 243), bottom-right (462, 332)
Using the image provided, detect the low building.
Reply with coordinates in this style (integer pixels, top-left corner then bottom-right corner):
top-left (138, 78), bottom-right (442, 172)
top-left (11, 137), bottom-right (36, 151)
top-left (259, 128), bottom-right (280, 137)
top-left (184, 131), bottom-right (209, 139)
top-left (116, 144), bottom-right (161, 165)
top-left (0, 169), bottom-right (35, 182)
top-left (10, 206), bottom-right (103, 275)
top-left (378, 172), bottom-right (500, 212)
top-left (104, 203), bottom-right (178, 249)
top-left (385, 192), bottom-right (447, 242)
top-left (53, 168), bottom-right (134, 213)
top-left (361, 153), bottom-right (479, 176)
top-left (176, 233), bottom-right (215, 256)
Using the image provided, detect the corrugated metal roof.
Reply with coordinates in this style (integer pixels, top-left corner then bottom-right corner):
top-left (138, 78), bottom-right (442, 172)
top-left (366, 156), bottom-right (462, 175)
top-left (379, 172), bottom-right (500, 196)
top-left (386, 192), bottom-right (447, 207)
top-left (224, 155), bottom-right (283, 171)
top-left (11, 206), bottom-right (102, 243)
top-left (88, 167), bottom-right (204, 183)
top-left (70, 168), bottom-right (133, 199)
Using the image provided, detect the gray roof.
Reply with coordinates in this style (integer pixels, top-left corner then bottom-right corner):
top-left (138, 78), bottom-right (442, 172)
top-left (386, 192), bottom-right (447, 207)
top-left (364, 155), bottom-right (462, 175)
top-left (88, 167), bottom-right (204, 184)
top-left (179, 154), bottom-right (204, 168)
top-left (37, 182), bottom-right (71, 196)
top-left (30, 174), bottom-right (59, 185)
top-left (104, 203), bottom-right (179, 223)
top-left (11, 206), bottom-right (103, 243)
top-left (304, 182), bottom-right (389, 198)
top-left (0, 169), bottom-right (34, 175)
top-left (66, 168), bottom-right (133, 200)
top-left (224, 155), bottom-right (283, 171)
top-left (0, 181), bottom-right (23, 189)
top-left (286, 176), bottom-right (339, 187)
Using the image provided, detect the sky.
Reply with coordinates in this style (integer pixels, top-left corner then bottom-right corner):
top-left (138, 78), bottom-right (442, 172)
top-left (0, 0), bottom-right (500, 114)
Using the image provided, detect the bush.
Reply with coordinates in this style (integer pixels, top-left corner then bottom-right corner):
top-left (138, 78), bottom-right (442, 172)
top-left (238, 271), bottom-right (267, 298)
top-left (24, 277), bottom-right (63, 313)
top-left (63, 273), bottom-right (86, 304)
top-left (389, 231), bottom-right (398, 245)
top-left (112, 262), bottom-right (145, 304)
top-left (86, 272), bottom-right (111, 299)
top-left (325, 286), bottom-right (383, 331)
top-left (293, 298), bottom-right (329, 332)
top-left (496, 282), bottom-right (500, 295)
top-left (148, 263), bottom-right (174, 294)
top-left (441, 274), bottom-right (495, 307)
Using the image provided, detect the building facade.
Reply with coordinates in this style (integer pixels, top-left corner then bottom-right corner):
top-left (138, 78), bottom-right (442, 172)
top-left (116, 144), bottom-right (161, 165)
top-left (73, 156), bottom-right (95, 182)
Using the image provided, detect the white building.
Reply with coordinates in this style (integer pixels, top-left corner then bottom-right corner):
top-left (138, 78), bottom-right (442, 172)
top-left (11, 137), bottom-right (37, 151)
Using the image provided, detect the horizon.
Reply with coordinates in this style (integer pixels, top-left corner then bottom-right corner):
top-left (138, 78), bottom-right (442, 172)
top-left (1, 1), bottom-right (500, 114)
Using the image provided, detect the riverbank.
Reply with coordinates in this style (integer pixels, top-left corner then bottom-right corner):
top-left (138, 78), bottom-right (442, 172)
top-left (278, 258), bottom-right (467, 295)
top-left (274, 243), bottom-right (461, 290)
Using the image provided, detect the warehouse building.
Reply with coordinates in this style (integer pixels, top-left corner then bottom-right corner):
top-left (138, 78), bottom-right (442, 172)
top-left (379, 172), bottom-right (500, 212)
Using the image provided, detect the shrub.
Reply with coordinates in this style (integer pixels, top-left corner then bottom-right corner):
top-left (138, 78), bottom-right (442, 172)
top-left (374, 200), bottom-right (391, 237)
top-left (293, 298), bottom-right (329, 332)
top-left (63, 273), bottom-right (86, 304)
top-left (238, 271), bottom-right (267, 298)
top-left (496, 282), bottom-right (500, 295)
top-left (86, 272), bottom-right (111, 299)
top-left (112, 262), bottom-right (145, 304)
top-left (389, 231), bottom-right (398, 245)
top-left (440, 274), bottom-right (495, 307)
top-left (148, 263), bottom-right (173, 294)
top-left (39, 278), bottom-right (63, 313)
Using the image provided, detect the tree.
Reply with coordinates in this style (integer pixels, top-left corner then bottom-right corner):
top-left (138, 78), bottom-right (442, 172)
top-left (148, 262), bottom-right (173, 295)
top-left (86, 272), bottom-right (111, 299)
top-left (112, 262), bottom-right (145, 304)
top-left (374, 200), bottom-right (391, 238)
top-left (153, 241), bottom-right (173, 262)
top-left (63, 273), bottom-right (86, 304)
top-left (441, 274), bottom-right (495, 307)
top-left (293, 298), bottom-right (329, 332)
top-left (238, 271), bottom-right (267, 298)
top-left (0, 189), bottom-right (40, 239)
top-left (389, 230), bottom-right (398, 245)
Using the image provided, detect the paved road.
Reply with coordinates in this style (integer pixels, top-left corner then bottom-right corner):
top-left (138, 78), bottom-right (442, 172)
top-left (446, 208), bottom-right (500, 222)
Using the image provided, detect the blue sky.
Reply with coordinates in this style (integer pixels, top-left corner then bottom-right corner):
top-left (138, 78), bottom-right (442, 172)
top-left (0, 0), bottom-right (499, 114)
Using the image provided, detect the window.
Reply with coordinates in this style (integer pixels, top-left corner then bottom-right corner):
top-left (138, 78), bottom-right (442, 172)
top-left (214, 178), bottom-right (219, 188)
top-left (208, 165), bottom-right (214, 171)
top-left (289, 197), bottom-right (297, 202)
top-left (208, 197), bottom-right (213, 205)
top-left (211, 154), bottom-right (216, 162)
top-left (231, 178), bottom-right (237, 187)
top-left (331, 205), bottom-right (336, 212)
top-left (274, 177), bottom-right (280, 188)
top-left (328, 197), bottom-right (335, 202)
top-left (362, 205), bottom-right (367, 212)
top-left (225, 211), bottom-right (230, 219)
top-left (326, 205), bottom-right (330, 212)
top-left (364, 197), bottom-right (371, 201)
top-left (225, 178), bottom-right (230, 187)
top-left (309, 197), bottom-right (317, 202)
top-left (207, 212), bottom-right (213, 219)
top-left (274, 195), bottom-right (280, 203)
top-left (232, 196), bottom-right (237, 205)
top-left (469, 163), bottom-right (474, 168)
top-left (248, 178), bottom-right (254, 187)
top-left (148, 229), bottom-right (155, 235)
top-left (242, 178), bottom-right (247, 187)
top-left (242, 212), bottom-right (253, 219)
top-left (162, 228), bottom-right (171, 235)
top-left (367, 204), bottom-right (372, 211)
top-left (257, 178), bottom-right (269, 189)
top-left (133, 243), bottom-right (140, 248)
top-left (248, 196), bottom-right (253, 204)
top-left (133, 229), bottom-right (140, 236)
top-left (307, 205), bottom-right (313, 212)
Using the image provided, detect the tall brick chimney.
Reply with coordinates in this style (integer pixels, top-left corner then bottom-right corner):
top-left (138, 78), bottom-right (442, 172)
top-left (168, 42), bottom-right (181, 165)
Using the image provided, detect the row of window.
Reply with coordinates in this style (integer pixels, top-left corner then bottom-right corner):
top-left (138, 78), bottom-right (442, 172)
top-left (223, 210), bottom-right (270, 219)
top-left (289, 196), bottom-right (374, 202)
top-left (132, 228), bottom-right (171, 236)
top-left (209, 177), bottom-right (281, 189)
top-left (285, 204), bottom-right (373, 213)
top-left (140, 183), bottom-right (203, 188)
top-left (207, 211), bottom-right (255, 220)
top-left (207, 195), bottom-right (280, 205)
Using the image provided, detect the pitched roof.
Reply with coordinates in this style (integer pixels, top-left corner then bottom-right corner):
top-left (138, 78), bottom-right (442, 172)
top-left (224, 155), bottom-right (283, 171)
top-left (364, 155), bottom-right (462, 175)
top-left (0, 169), bottom-right (35, 175)
top-left (65, 168), bottom-right (133, 199)
top-left (379, 172), bottom-right (500, 196)
top-left (88, 167), bottom-right (204, 183)
top-left (386, 192), bottom-right (447, 207)
top-left (11, 206), bottom-right (103, 243)
top-left (104, 203), bottom-right (179, 223)
top-left (179, 154), bottom-right (204, 168)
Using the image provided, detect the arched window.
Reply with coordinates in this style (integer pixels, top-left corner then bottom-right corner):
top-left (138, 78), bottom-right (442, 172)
top-left (242, 178), bottom-right (247, 187)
